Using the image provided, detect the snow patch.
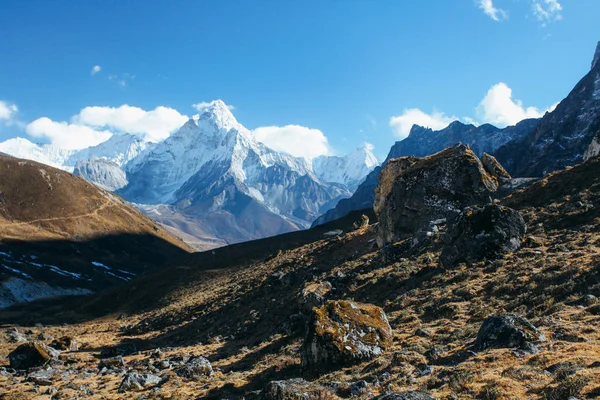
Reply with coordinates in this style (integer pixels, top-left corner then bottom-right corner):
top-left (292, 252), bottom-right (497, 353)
top-left (0, 277), bottom-right (92, 309)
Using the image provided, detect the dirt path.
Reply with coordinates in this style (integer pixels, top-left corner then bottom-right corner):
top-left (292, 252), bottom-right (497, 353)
top-left (5, 197), bottom-right (114, 226)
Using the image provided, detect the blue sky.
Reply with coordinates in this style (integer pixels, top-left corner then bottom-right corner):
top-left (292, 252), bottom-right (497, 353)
top-left (0, 0), bottom-right (598, 159)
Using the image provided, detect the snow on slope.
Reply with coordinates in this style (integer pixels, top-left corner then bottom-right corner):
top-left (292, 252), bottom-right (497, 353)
top-left (312, 143), bottom-right (379, 190)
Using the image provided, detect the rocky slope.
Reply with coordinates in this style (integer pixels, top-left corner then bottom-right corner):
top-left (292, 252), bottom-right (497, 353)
top-left (0, 154), bottom-right (191, 308)
top-left (1, 151), bottom-right (600, 399)
top-left (494, 41), bottom-right (600, 176)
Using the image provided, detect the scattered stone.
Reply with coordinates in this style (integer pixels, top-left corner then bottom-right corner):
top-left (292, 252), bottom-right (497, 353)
top-left (374, 145), bottom-right (499, 247)
top-left (118, 372), bottom-right (161, 392)
top-left (299, 282), bottom-right (332, 314)
top-left (264, 378), bottom-right (310, 400)
top-left (98, 355), bottom-right (125, 370)
top-left (302, 300), bottom-right (392, 369)
top-left (415, 328), bottom-right (432, 338)
top-left (440, 204), bottom-right (526, 268)
top-left (474, 314), bottom-right (545, 352)
top-left (51, 336), bottom-right (78, 351)
top-left (353, 214), bottom-right (370, 230)
top-left (553, 329), bottom-right (588, 343)
top-left (578, 294), bottom-right (598, 307)
top-left (8, 341), bottom-right (60, 370)
top-left (350, 380), bottom-right (369, 396)
top-left (415, 363), bottom-right (433, 377)
top-left (174, 356), bottom-right (212, 380)
top-left (323, 230), bottom-right (343, 237)
top-left (6, 327), bottom-right (27, 343)
top-left (27, 368), bottom-right (55, 386)
top-left (376, 391), bottom-right (437, 400)
top-left (545, 362), bottom-right (579, 376)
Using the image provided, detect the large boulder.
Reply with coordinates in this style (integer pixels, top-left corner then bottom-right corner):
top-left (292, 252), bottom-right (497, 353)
top-left (8, 341), bottom-right (60, 370)
top-left (302, 300), bottom-right (392, 369)
top-left (375, 145), bottom-right (499, 247)
top-left (440, 204), bottom-right (526, 268)
top-left (474, 314), bottom-right (545, 351)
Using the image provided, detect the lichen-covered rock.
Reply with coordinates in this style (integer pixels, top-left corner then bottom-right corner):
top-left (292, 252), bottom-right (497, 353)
top-left (482, 153), bottom-right (511, 179)
top-left (440, 204), bottom-right (526, 268)
top-left (8, 341), bottom-right (60, 370)
top-left (377, 391), bottom-right (437, 400)
top-left (375, 145), bottom-right (498, 247)
top-left (263, 378), bottom-right (310, 400)
top-left (299, 282), bottom-right (332, 314)
top-left (50, 336), bottom-right (78, 351)
top-left (118, 372), bottom-right (161, 392)
top-left (174, 356), bottom-right (213, 380)
top-left (475, 314), bottom-right (545, 351)
top-left (302, 300), bottom-right (392, 369)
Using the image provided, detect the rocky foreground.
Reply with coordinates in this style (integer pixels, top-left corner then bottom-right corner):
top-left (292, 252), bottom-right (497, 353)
top-left (1, 147), bottom-right (600, 399)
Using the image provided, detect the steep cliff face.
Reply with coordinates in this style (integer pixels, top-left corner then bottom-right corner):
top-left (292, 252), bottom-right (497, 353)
top-left (494, 42), bottom-right (600, 176)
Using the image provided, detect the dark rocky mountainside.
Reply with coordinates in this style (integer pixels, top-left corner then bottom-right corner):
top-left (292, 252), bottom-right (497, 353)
top-left (493, 41), bottom-right (600, 177)
top-left (2, 150), bottom-right (600, 398)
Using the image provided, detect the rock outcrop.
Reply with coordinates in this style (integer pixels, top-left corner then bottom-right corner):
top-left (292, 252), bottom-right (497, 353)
top-left (302, 300), bottom-right (392, 369)
top-left (475, 314), bottom-right (545, 352)
top-left (440, 204), bottom-right (526, 268)
top-left (118, 372), bottom-right (162, 392)
top-left (8, 341), bottom-right (60, 370)
top-left (375, 145), bottom-right (498, 247)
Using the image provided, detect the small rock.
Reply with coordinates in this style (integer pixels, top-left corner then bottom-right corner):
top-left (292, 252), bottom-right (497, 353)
top-left (264, 378), bottom-right (310, 400)
top-left (27, 368), bottom-right (55, 386)
top-left (51, 336), bottom-right (78, 351)
top-left (97, 355), bottom-right (125, 370)
top-left (415, 363), bottom-right (432, 377)
top-left (8, 341), bottom-right (60, 370)
top-left (118, 372), bottom-right (161, 392)
top-left (376, 391), bottom-right (437, 400)
top-left (174, 356), bottom-right (212, 380)
top-left (6, 327), bottom-right (27, 343)
top-left (415, 328), bottom-right (431, 337)
top-left (475, 314), bottom-right (545, 351)
top-left (350, 380), bottom-right (369, 396)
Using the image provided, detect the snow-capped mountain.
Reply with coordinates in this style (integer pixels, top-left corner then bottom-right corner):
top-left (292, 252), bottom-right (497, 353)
top-left (120, 101), bottom-right (352, 244)
top-left (0, 100), bottom-right (376, 248)
top-left (312, 143), bottom-right (379, 191)
top-left (0, 132), bottom-right (149, 172)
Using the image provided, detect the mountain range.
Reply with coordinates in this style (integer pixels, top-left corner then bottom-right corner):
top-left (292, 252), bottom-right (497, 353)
top-left (0, 101), bottom-right (378, 249)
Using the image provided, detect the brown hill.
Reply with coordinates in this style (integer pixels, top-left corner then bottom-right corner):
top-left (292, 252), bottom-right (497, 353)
top-left (0, 154), bottom-right (192, 307)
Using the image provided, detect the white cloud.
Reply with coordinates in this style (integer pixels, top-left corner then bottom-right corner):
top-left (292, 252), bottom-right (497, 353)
top-left (477, 0), bottom-right (507, 21)
top-left (0, 101), bottom-right (18, 122)
top-left (26, 118), bottom-right (113, 150)
top-left (192, 100), bottom-right (235, 111)
top-left (72, 105), bottom-right (188, 142)
top-left (532, 0), bottom-right (562, 24)
top-left (91, 65), bottom-right (102, 76)
top-left (476, 82), bottom-right (553, 126)
top-left (389, 109), bottom-right (457, 139)
top-left (389, 82), bottom-right (556, 137)
top-left (253, 125), bottom-right (332, 159)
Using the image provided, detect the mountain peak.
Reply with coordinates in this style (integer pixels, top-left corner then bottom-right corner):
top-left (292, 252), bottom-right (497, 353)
top-left (197, 100), bottom-right (239, 132)
top-left (592, 41), bottom-right (600, 70)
